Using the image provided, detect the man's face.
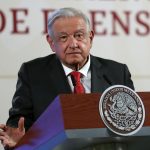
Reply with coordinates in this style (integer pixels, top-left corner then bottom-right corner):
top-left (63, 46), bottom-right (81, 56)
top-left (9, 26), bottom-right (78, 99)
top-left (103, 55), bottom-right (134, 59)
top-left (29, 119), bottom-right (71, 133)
top-left (47, 17), bottom-right (94, 70)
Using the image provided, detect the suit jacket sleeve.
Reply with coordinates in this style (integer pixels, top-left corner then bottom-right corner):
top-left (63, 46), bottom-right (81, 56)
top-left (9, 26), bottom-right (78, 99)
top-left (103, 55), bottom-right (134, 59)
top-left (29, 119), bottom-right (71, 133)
top-left (6, 63), bottom-right (34, 131)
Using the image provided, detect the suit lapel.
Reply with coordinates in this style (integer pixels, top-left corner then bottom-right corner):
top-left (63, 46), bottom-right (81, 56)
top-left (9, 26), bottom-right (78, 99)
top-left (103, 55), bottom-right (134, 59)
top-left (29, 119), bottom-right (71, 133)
top-left (47, 56), bottom-right (72, 94)
top-left (91, 56), bottom-right (112, 93)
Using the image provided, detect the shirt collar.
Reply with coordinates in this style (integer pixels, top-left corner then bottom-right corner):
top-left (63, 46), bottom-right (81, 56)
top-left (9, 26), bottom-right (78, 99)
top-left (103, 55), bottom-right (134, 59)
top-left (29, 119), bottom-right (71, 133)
top-left (62, 55), bottom-right (91, 77)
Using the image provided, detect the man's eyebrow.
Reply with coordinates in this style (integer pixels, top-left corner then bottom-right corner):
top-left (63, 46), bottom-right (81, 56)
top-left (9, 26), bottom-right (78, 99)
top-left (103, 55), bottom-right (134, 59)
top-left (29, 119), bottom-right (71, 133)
top-left (56, 32), bottom-right (68, 36)
top-left (75, 29), bottom-right (86, 32)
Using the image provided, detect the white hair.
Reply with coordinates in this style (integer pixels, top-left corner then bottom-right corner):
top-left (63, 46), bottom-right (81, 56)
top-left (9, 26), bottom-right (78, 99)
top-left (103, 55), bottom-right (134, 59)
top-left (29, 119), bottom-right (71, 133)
top-left (47, 7), bottom-right (91, 36)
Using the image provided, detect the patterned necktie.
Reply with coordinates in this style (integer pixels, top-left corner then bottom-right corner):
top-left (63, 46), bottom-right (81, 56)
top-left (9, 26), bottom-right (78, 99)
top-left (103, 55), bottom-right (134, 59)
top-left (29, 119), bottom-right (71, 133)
top-left (70, 71), bottom-right (85, 93)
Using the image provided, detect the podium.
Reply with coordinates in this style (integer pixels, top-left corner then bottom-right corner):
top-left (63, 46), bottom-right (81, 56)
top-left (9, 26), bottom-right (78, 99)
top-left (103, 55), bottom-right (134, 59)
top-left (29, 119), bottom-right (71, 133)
top-left (15, 92), bottom-right (150, 150)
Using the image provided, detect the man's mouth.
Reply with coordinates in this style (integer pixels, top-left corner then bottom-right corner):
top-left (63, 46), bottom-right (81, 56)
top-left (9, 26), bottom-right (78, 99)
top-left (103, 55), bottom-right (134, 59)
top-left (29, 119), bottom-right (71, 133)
top-left (67, 52), bottom-right (81, 55)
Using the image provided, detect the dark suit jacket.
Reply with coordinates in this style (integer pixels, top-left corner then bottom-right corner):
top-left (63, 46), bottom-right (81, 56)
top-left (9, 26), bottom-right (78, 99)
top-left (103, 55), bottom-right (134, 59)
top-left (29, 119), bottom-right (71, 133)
top-left (6, 54), bottom-right (134, 130)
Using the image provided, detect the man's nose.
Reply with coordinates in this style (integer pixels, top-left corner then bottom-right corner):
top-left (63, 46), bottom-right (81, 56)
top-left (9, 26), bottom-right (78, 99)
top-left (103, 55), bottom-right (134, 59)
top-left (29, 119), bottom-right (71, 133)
top-left (68, 36), bottom-right (78, 48)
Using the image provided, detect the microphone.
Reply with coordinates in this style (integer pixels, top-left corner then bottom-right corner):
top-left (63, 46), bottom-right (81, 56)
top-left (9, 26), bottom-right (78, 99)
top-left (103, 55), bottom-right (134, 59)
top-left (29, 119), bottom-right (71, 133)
top-left (71, 64), bottom-right (80, 86)
top-left (75, 64), bottom-right (80, 71)
top-left (71, 63), bottom-right (80, 86)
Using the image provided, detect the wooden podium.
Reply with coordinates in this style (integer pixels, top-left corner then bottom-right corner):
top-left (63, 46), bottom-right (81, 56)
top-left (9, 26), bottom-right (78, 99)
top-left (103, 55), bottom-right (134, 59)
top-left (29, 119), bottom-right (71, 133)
top-left (15, 92), bottom-right (150, 150)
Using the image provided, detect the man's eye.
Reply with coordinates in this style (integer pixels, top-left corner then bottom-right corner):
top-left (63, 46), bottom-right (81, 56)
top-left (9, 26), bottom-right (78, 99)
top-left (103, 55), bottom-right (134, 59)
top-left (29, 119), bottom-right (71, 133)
top-left (75, 33), bottom-right (84, 40)
top-left (59, 35), bottom-right (68, 42)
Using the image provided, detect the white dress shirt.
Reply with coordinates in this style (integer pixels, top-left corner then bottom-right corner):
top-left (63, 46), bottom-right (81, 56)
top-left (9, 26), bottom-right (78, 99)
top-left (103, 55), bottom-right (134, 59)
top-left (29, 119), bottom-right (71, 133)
top-left (61, 56), bottom-right (91, 93)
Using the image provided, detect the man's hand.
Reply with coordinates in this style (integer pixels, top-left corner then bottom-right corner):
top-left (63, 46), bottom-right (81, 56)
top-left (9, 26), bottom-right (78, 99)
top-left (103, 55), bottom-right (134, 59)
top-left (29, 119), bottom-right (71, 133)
top-left (0, 117), bottom-right (25, 149)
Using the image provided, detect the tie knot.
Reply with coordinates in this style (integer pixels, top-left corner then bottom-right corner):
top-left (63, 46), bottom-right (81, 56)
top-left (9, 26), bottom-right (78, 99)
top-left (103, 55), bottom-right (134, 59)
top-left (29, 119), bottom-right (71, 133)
top-left (70, 71), bottom-right (81, 82)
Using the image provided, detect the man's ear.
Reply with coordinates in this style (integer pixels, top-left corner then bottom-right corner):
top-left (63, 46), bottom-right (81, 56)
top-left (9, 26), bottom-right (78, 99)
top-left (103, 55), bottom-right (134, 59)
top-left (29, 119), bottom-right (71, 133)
top-left (89, 30), bottom-right (94, 44)
top-left (46, 34), bottom-right (55, 52)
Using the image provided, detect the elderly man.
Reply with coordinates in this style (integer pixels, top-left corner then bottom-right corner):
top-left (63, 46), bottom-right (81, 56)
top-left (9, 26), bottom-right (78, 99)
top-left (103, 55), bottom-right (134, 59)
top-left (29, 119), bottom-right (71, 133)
top-left (0, 7), bottom-right (134, 149)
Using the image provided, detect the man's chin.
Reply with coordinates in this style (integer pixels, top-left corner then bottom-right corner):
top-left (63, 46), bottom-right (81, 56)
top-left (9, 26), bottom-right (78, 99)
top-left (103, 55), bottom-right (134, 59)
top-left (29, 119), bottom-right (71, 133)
top-left (64, 59), bottom-right (80, 67)
top-left (64, 56), bottom-right (87, 69)
top-left (67, 57), bottom-right (82, 63)
top-left (67, 59), bottom-right (86, 69)
top-left (69, 61), bottom-right (81, 66)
